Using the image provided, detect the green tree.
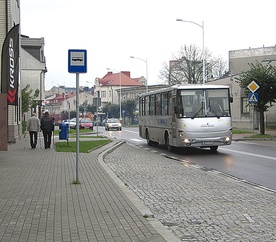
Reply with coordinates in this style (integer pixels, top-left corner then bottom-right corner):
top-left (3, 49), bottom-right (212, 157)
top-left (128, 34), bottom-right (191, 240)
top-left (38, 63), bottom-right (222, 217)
top-left (79, 103), bottom-right (97, 114)
top-left (122, 99), bottom-right (137, 124)
top-left (102, 103), bottom-right (120, 118)
top-left (21, 84), bottom-right (39, 114)
top-left (236, 62), bottom-right (276, 134)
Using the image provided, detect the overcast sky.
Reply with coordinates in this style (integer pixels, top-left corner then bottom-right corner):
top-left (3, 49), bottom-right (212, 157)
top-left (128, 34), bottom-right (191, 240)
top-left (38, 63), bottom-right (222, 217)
top-left (20, 0), bottom-right (276, 90)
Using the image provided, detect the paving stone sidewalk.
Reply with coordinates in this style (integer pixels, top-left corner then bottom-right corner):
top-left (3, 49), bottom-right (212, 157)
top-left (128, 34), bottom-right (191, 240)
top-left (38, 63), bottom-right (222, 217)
top-left (1, 131), bottom-right (275, 241)
top-left (0, 137), bottom-right (172, 242)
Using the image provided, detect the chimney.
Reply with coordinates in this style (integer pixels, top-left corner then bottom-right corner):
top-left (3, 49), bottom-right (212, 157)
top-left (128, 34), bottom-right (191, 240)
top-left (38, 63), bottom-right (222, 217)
top-left (121, 71), bottom-right (130, 77)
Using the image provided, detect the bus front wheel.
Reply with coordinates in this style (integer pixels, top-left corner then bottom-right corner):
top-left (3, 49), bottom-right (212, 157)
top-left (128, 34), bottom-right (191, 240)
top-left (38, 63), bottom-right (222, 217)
top-left (210, 146), bottom-right (218, 152)
top-left (165, 133), bottom-right (173, 152)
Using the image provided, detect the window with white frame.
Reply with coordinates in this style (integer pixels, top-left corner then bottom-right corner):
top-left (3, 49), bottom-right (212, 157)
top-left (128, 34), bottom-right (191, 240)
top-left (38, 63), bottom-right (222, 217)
top-left (101, 91), bottom-right (106, 98)
top-left (242, 97), bottom-right (250, 114)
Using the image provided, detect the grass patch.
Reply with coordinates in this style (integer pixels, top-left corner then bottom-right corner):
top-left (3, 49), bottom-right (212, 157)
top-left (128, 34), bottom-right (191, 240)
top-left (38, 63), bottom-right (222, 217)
top-left (55, 139), bottom-right (111, 153)
top-left (267, 126), bottom-right (276, 130)
top-left (71, 135), bottom-right (106, 139)
top-left (232, 129), bottom-right (251, 134)
top-left (54, 128), bottom-right (94, 136)
top-left (250, 134), bottom-right (276, 139)
top-left (232, 129), bottom-right (276, 138)
top-left (72, 179), bottom-right (81, 184)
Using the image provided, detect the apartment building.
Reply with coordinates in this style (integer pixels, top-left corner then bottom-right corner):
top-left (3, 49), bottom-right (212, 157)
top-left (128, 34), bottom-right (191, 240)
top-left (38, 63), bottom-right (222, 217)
top-left (21, 35), bottom-right (47, 119)
top-left (94, 71), bottom-right (144, 107)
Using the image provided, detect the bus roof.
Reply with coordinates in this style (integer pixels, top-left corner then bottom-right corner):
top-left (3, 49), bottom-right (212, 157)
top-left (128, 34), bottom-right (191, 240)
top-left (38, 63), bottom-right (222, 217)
top-left (139, 84), bottom-right (230, 97)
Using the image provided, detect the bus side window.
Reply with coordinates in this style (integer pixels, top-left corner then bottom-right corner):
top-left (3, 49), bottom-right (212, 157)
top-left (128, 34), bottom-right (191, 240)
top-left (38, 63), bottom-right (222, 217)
top-left (161, 92), bottom-right (167, 115)
top-left (149, 95), bottom-right (155, 115)
top-left (145, 96), bottom-right (149, 115)
top-left (168, 92), bottom-right (172, 115)
top-left (156, 93), bottom-right (161, 115)
top-left (174, 105), bottom-right (179, 114)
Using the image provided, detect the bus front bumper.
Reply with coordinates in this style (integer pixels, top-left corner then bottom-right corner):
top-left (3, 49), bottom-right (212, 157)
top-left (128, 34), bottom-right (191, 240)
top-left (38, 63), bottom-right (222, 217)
top-left (180, 136), bottom-right (232, 147)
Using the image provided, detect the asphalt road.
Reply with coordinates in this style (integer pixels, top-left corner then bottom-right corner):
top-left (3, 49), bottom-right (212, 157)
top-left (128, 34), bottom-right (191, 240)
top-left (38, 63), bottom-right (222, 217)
top-left (100, 126), bottom-right (276, 191)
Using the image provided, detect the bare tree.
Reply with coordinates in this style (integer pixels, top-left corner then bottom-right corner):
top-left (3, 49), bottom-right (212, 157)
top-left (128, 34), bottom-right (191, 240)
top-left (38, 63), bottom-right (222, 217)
top-left (159, 44), bottom-right (228, 85)
top-left (207, 55), bottom-right (228, 79)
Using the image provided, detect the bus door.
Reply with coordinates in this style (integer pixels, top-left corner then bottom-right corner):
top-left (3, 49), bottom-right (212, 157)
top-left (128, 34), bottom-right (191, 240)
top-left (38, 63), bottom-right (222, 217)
top-left (171, 96), bottom-right (177, 138)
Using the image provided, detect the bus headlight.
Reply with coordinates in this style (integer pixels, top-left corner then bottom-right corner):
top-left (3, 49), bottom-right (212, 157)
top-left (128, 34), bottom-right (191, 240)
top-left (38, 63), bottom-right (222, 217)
top-left (184, 138), bottom-right (191, 143)
top-left (225, 136), bottom-right (231, 143)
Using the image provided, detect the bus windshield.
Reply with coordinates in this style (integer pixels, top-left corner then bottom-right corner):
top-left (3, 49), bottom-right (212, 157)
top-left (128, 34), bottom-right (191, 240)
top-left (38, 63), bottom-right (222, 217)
top-left (176, 89), bottom-right (231, 118)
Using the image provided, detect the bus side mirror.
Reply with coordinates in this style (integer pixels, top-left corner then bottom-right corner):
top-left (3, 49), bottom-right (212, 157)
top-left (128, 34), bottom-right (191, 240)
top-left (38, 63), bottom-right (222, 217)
top-left (230, 96), bottom-right (233, 103)
top-left (174, 106), bottom-right (179, 114)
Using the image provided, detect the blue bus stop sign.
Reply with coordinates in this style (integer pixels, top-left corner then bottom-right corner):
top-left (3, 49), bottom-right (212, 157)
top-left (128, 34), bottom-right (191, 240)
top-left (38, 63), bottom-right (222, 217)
top-left (68, 49), bottom-right (87, 73)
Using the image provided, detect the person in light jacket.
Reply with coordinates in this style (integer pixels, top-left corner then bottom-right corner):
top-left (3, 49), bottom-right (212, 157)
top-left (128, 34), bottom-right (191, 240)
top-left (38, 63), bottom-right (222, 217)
top-left (27, 113), bottom-right (40, 149)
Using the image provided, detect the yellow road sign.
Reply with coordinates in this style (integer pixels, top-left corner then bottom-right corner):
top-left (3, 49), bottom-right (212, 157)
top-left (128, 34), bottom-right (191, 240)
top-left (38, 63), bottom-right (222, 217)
top-left (247, 81), bottom-right (259, 93)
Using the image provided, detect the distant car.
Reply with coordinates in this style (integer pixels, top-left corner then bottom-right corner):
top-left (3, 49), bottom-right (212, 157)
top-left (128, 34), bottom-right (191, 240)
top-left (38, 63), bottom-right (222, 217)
top-left (105, 118), bottom-right (122, 131)
top-left (79, 118), bottom-right (93, 130)
top-left (65, 118), bottom-right (77, 129)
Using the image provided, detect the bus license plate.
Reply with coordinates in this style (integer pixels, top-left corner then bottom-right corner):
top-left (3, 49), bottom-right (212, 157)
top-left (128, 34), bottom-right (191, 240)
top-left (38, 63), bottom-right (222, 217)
top-left (203, 141), bottom-right (214, 145)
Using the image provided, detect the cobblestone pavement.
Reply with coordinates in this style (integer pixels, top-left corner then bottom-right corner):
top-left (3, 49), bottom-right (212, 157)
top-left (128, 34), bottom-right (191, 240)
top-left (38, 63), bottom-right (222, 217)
top-left (104, 142), bottom-right (276, 241)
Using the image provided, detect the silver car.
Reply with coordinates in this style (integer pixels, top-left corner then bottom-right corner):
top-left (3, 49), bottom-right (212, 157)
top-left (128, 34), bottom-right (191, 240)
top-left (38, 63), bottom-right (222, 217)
top-left (67, 118), bottom-right (77, 129)
top-left (105, 118), bottom-right (122, 131)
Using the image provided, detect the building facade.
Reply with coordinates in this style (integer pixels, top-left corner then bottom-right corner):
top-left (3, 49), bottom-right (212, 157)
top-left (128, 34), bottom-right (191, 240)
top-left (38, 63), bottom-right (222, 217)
top-left (210, 45), bottom-right (276, 130)
top-left (0, 1), bottom-right (48, 145)
top-left (0, 0), bottom-right (20, 145)
top-left (44, 91), bottom-right (94, 118)
top-left (21, 35), bottom-right (47, 119)
top-left (94, 71), bottom-right (144, 108)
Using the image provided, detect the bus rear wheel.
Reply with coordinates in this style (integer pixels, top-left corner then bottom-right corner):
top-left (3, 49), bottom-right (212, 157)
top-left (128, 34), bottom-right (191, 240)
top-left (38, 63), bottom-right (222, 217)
top-left (146, 130), bottom-right (154, 146)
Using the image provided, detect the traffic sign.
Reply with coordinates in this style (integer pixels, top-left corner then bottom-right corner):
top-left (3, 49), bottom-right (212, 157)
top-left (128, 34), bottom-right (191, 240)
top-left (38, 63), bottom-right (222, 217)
top-left (68, 49), bottom-right (87, 73)
top-left (247, 81), bottom-right (259, 93)
top-left (248, 93), bottom-right (258, 103)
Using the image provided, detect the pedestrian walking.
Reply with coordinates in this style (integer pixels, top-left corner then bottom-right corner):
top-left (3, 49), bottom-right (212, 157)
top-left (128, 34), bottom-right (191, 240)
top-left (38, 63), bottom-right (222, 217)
top-left (40, 110), bottom-right (54, 149)
top-left (27, 113), bottom-right (40, 149)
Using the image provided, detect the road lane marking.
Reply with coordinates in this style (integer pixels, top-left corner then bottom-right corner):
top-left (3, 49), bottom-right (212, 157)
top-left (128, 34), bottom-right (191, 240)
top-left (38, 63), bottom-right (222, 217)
top-left (123, 129), bottom-right (139, 134)
top-left (219, 147), bottom-right (276, 161)
top-left (131, 138), bottom-right (144, 142)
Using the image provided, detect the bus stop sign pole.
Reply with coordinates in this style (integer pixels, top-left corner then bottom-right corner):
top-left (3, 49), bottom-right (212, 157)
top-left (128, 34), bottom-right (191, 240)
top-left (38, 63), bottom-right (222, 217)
top-left (68, 49), bottom-right (87, 182)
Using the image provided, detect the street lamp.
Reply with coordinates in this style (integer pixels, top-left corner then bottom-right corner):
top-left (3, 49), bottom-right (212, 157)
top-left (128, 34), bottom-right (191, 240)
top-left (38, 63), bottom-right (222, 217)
top-left (176, 19), bottom-right (205, 84)
top-left (39, 68), bottom-right (47, 118)
top-left (130, 56), bottom-right (148, 92)
top-left (106, 68), bottom-right (122, 120)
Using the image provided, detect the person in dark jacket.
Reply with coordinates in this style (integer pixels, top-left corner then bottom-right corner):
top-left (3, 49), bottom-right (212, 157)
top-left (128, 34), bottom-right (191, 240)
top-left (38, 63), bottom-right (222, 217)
top-left (40, 110), bottom-right (54, 149)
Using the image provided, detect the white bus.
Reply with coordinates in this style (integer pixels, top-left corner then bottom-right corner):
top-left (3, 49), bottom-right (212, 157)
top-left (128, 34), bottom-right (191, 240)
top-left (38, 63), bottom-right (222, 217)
top-left (138, 84), bottom-right (232, 152)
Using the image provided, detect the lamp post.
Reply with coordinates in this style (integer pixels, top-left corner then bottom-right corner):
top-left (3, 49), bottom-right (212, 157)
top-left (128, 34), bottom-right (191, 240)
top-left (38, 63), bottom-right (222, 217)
top-left (130, 56), bottom-right (148, 92)
top-left (176, 19), bottom-right (205, 84)
top-left (107, 68), bottom-right (122, 121)
top-left (39, 68), bottom-right (47, 118)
